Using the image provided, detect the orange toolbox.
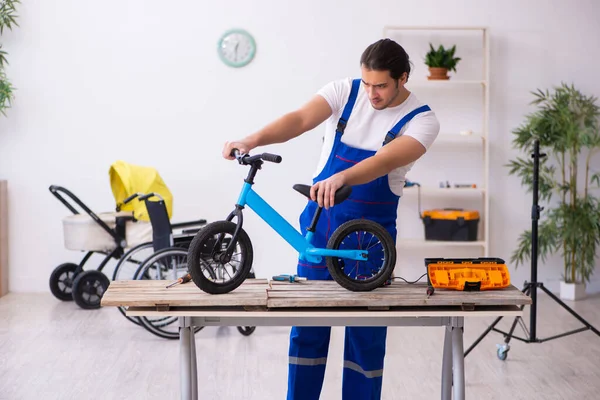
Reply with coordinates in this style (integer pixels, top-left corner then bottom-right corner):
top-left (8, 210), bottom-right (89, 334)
top-left (421, 208), bottom-right (480, 241)
top-left (425, 257), bottom-right (511, 292)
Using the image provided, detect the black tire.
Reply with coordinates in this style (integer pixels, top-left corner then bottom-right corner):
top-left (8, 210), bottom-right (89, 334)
top-left (187, 221), bottom-right (253, 294)
top-left (237, 326), bottom-right (256, 336)
top-left (72, 270), bottom-right (110, 309)
top-left (133, 247), bottom-right (204, 339)
top-left (326, 219), bottom-right (396, 292)
top-left (49, 263), bottom-right (78, 301)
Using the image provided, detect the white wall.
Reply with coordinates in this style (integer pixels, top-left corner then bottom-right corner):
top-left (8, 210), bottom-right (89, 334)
top-left (1, 0), bottom-right (599, 294)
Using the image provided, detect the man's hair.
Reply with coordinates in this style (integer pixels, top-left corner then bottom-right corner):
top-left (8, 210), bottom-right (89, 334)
top-left (360, 38), bottom-right (411, 82)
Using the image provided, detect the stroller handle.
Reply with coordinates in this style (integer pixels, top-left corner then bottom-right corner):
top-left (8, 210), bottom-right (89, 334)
top-left (49, 185), bottom-right (127, 247)
top-left (49, 185), bottom-right (93, 216)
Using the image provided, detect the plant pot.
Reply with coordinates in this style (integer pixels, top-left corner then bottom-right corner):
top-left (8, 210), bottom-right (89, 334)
top-left (428, 67), bottom-right (449, 80)
top-left (559, 280), bottom-right (586, 301)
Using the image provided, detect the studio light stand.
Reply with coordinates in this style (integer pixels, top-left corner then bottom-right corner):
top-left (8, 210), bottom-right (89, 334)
top-left (465, 139), bottom-right (600, 361)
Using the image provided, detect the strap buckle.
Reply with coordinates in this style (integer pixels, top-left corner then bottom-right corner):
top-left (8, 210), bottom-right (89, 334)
top-left (336, 118), bottom-right (348, 135)
top-left (382, 131), bottom-right (396, 145)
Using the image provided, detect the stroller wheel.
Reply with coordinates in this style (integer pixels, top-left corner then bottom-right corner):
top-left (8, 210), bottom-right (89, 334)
top-left (237, 326), bottom-right (256, 336)
top-left (72, 270), bottom-right (110, 310)
top-left (49, 263), bottom-right (78, 301)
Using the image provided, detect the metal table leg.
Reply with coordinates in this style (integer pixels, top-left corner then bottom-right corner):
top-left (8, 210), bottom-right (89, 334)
top-left (179, 317), bottom-right (198, 400)
top-left (451, 317), bottom-right (465, 400)
top-left (441, 325), bottom-right (453, 400)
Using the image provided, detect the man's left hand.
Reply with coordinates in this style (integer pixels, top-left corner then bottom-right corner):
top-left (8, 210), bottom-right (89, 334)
top-left (310, 173), bottom-right (346, 209)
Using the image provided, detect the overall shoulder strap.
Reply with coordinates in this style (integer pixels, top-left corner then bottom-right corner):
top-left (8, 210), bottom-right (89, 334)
top-left (383, 104), bottom-right (431, 146)
top-left (336, 78), bottom-right (361, 135)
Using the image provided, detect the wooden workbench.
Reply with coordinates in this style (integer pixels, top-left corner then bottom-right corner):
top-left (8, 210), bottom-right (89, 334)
top-left (102, 279), bottom-right (531, 400)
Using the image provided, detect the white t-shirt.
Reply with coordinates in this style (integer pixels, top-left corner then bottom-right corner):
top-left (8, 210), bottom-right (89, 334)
top-left (314, 77), bottom-right (440, 196)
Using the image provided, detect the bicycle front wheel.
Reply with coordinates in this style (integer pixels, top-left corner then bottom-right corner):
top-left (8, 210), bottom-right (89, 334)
top-left (187, 221), bottom-right (253, 294)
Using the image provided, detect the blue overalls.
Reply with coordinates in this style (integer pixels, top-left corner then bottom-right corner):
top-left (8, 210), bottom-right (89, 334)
top-left (287, 78), bottom-right (431, 400)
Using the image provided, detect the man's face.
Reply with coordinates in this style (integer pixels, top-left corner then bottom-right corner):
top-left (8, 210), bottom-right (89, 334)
top-left (360, 66), bottom-right (406, 110)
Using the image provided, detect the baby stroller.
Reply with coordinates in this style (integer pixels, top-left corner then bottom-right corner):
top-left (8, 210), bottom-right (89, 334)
top-left (48, 160), bottom-right (206, 310)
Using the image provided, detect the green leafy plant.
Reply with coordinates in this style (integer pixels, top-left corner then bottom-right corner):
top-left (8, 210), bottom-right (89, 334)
top-left (0, 0), bottom-right (19, 116)
top-left (424, 43), bottom-right (461, 72)
top-left (507, 83), bottom-right (600, 285)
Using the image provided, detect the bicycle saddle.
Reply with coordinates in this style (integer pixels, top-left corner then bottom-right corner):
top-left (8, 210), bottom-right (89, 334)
top-left (293, 184), bottom-right (352, 205)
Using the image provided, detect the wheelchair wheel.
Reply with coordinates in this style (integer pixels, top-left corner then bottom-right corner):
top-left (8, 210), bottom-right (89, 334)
top-left (72, 270), bottom-right (110, 309)
top-left (112, 242), bottom-right (156, 326)
top-left (187, 221), bottom-right (253, 294)
top-left (134, 247), bottom-right (204, 340)
top-left (326, 219), bottom-right (396, 292)
top-left (49, 263), bottom-right (78, 301)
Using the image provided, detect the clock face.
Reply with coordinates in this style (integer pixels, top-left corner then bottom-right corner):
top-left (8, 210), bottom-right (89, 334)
top-left (218, 29), bottom-right (256, 68)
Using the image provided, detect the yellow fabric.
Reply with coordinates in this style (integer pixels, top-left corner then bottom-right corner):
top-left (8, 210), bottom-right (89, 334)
top-left (108, 160), bottom-right (173, 221)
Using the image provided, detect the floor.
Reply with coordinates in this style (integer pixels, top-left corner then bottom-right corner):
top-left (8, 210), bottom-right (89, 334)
top-left (1, 290), bottom-right (599, 400)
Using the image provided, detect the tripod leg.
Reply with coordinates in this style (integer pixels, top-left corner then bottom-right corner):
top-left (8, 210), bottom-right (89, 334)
top-left (504, 284), bottom-right (533, 345)
top-left (464, 283), bottom-right (531, 357)
top-left (464, 316), bottom-right (503, 357)
top-left (539, 285), bottom-right (600, 336)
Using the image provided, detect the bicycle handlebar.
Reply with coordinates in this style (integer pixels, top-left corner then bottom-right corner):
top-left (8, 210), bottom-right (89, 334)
top-left (231, 148), bottom-right (282, 165)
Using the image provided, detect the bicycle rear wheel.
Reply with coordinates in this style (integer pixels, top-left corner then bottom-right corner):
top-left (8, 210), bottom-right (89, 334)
top-left (326, 219), bottom-right (396, 291)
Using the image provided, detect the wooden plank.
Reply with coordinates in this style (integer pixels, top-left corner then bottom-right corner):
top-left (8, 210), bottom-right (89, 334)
top-left (100, 279), bottom-right (269, 308)
top-left (265, 281), bottom-right (531, 309)
top-left (0, 180), bottom-right (7, 297)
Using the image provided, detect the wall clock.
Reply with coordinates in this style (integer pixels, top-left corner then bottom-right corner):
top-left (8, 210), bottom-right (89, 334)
top-left (217, 29), bottom-right (256, 68)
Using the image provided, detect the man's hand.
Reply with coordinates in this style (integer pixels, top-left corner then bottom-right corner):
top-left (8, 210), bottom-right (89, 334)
top-left (311, 173), bottom-right (346, 209)
top-left (222, 139), bottom-right (256, 160)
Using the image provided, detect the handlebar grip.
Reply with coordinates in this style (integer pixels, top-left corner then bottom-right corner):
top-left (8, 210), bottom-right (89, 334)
top-left (261, 153), bottom-right (282, 163)
top-left (139, 193), bottom-right (154, 201)
top-left (123, 193), bottom-right (140, 204)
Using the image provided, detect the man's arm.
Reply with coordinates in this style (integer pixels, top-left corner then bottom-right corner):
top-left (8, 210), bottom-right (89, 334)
top-left (310, 136), bottom-right (427, 208)
top-left (222, 95), bottom-right (333, 159)
top-left (311, 112), bottom-right (440, 209)
top-left (339, 135), bottom-right (426, 185)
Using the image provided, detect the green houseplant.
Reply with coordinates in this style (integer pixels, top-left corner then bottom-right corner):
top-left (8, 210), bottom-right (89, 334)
top-left (0, 0), bottom-right (19, 117)
top-left (424, 43), bottom-right (461, 80)
top-left (507, 83), bottom-right (600, 300)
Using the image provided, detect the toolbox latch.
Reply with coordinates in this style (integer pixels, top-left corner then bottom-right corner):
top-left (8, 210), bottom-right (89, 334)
top-left (464, 281), bottom-right (481, 291)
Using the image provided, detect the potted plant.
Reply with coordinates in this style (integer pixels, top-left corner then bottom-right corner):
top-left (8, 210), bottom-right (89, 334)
top-left (424, 43), bottom-right (461, 80)
top-left (507, 83), bottom-right (600, 301)
top-left (0, 0), bottom-right (19, 117)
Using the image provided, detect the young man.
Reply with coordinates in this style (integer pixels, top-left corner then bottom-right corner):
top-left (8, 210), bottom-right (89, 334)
top-left (222, 38), bottom-right (440, 399)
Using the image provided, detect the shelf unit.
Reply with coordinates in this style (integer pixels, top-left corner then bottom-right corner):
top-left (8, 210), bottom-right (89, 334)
top-left (382, 26), bottom-right (490, 256)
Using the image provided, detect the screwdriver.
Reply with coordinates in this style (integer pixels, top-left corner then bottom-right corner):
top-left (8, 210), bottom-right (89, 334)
top-left (166, 273), bottom-right (192, 288)
top-left (272, 274), bottom-right (307, 283)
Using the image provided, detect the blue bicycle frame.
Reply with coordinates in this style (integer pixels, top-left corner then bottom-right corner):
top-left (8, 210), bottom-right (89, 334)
top-left (236, 182), bottom-right (368, 264)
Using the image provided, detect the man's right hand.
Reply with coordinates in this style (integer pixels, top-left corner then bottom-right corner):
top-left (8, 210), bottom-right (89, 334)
top-left (222, 139), bottom-right (255, 160)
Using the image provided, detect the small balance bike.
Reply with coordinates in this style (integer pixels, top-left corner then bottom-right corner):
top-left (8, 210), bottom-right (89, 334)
top-left (187, 150), bottom-right (396, 294)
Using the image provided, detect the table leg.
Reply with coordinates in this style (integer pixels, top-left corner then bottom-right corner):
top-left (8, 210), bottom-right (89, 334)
top-left (441, 325), bottom-right (453, 400)
top-left (190, 324), bottom-right (198, 400)
top-left (451, 317), bottom-right (465, 400)
top-left (180, 317), bottom-right (198, 400)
